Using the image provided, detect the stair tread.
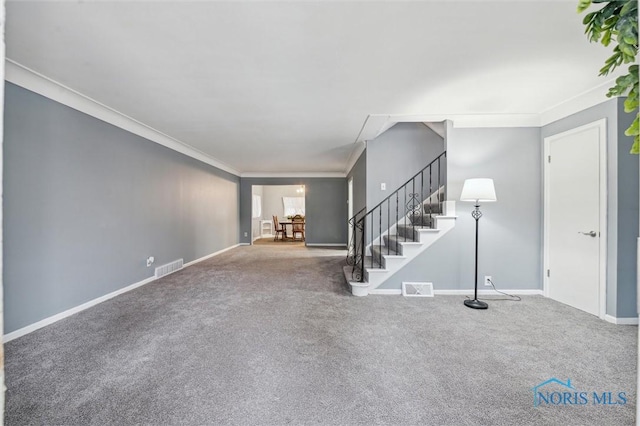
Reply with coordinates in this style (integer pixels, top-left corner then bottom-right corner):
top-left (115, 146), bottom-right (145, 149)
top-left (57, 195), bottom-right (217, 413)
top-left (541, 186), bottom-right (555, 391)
top-left (371, 245), bottom-right (399, 256)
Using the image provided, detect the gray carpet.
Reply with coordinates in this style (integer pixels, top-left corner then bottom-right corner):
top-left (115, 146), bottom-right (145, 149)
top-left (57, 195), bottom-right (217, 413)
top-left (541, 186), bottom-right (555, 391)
top-left (5, 244), bottom-right (637, 425)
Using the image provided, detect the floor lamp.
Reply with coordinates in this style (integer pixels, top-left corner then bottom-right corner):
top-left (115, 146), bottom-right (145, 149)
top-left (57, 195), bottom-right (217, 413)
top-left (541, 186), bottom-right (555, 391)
top-left (460, 178), bottom-right (497, 310)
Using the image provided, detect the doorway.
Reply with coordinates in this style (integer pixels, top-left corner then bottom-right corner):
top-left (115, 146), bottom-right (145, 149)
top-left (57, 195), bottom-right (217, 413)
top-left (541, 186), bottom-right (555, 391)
top-left (543, 119), bottom-right (607, 318)
top-left (251, 185), bottom-right (306, 245)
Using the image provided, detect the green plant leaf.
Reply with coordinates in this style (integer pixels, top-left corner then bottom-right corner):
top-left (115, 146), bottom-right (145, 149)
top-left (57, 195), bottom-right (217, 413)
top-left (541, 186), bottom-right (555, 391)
top-left (577, 0), bottom-right (593, 12)
top-left (583, 11), bottom-right (597, 24)
top-left (624, 97), bottom-right (638, 112)
top-left (625, 116), bottom-right (639, 136)
top-left (580, 0), bottom-right (638, 154)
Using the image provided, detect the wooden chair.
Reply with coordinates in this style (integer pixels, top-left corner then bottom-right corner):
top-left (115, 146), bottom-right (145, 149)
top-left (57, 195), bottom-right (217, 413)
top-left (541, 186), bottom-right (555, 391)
top-left (273, 216), bottom-right (285, 241)
top-left (291, 215), bottom-right (305, 241)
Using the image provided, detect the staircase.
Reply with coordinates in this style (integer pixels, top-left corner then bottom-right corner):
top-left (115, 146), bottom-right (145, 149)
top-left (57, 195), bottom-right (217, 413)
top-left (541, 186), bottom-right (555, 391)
top-left (345, 152), bottom-right (456, 296)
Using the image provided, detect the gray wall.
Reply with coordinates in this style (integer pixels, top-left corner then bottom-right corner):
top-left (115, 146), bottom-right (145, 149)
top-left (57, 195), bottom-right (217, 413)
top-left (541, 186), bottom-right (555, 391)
top-left (4, 83), bottom-right (240, 333)
top-left (347, 149), bottom-right (366, 216)
top-left (542, 97), bottom-right (638, 318)
top-left (380, 127), bottom-right (543, 291)
top-left (366, 123), bottom-right (445, 209)
top-left (616, 99), bottom-right (639, 318)
top-left (240, 178), bottom-right (347, 245)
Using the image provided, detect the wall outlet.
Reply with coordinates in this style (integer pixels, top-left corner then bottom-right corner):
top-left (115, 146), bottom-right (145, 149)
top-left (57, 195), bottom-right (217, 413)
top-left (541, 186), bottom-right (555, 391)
top-left (484, 275), bottom-right (492, 286)
top-left (146, 256), bottom-right (155, 267)
top-left (244, 232), bottom-right (248, 237)
top-left (381, 183), bottom-right (386, 191)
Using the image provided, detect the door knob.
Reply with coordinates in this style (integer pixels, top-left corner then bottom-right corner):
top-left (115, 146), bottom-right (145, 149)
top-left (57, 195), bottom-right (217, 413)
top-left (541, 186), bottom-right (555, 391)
top-left (578, 231), bottom-right (597, 237)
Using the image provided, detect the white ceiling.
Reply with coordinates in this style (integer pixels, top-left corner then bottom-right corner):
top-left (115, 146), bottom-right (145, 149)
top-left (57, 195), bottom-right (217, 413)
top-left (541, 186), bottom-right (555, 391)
top-left (5, 1), bottom-right (616, 175)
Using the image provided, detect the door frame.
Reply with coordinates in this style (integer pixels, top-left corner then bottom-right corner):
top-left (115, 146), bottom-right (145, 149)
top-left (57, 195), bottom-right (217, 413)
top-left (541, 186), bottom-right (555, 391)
top-left (543, 118), bottom-right (607, 319)
top-left (348, 176), bottom-right (354, 220)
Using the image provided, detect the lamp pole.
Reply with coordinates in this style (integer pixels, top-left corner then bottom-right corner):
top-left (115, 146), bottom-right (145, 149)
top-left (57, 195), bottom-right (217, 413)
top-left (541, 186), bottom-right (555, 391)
top-left (464, 203), bottom-right (488, 309)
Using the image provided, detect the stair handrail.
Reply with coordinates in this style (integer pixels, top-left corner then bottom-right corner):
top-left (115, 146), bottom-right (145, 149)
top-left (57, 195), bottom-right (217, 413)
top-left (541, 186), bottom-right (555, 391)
top-left (346, 207), bottom-right (366, 275)
top-left (350, 151), bottom-right (447, 282)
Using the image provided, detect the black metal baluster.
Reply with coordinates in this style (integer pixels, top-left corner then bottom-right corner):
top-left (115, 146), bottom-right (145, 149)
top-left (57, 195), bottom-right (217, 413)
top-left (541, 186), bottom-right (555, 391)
top-left (411, 179), bottom-right (415, 239)
top-left (360, 216), bottom-right (365, 282)
top-left (370, 214), bottom-right (374, 269)
top-left (387, 200), bottom-right (390, 255)
top-left (378, 208), bottom-right (382, 266)
top-left (429, 163), bottom-right (433, 226)
top-left (443, 152), bottom-right (447, 201)
top-left (396, 192), bottom-right (399, 244)
top-left (420, 171), bottom-right (424, 239)
top-left (437, 156), bottom-right (442, 216)
top-left (403, 186), bottom-right (407, 241)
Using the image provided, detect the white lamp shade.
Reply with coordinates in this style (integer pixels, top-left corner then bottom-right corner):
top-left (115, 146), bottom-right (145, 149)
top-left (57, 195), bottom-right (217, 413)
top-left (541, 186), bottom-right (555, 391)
top-left (460, 178), bottom-right (497, 202)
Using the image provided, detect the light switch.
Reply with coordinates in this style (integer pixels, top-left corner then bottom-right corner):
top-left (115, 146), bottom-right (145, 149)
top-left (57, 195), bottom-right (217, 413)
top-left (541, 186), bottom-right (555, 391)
top-left (381, 183), bottom-right (386, 190)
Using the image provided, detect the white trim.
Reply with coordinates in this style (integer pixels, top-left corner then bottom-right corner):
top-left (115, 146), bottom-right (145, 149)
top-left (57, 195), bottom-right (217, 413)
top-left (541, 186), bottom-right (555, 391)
top-left (354, 82), bottom-right (619, 143)
top-left (543, 119), bottom-right (607, 320)
top-left (366, 289), bottom-right (544, 296)
top-left (433, 289), bottom-right (544, 296)
top-left (604, 315), bottom-right (639, 325)
top-left (4, 243), bottom-right (242, 343)
top-left (359, 114), bottom-right (541, 136)
top-left (344, 141), bottom-right (366, 175)
top-left (355, 114), bottom-right (391, 142)
top-left (240, 171), bottom-right (345, 178)
top-left (5, 59), bottom-right (240, 176)
top-left (368, 289), bottom-right (402, 295)
top-left (305, 243), bottom-right (347, 247)
top-left (540, 78), bottom-right (620, 126)
top-left (183, 243), bottom-right (242, 267)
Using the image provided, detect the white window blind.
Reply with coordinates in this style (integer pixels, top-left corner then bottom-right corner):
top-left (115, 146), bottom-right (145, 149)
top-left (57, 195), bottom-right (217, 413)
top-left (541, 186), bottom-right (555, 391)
top-left (252, 195), bottom-right (262, 219)
top-left (283, 197), bottom-right (305, 216)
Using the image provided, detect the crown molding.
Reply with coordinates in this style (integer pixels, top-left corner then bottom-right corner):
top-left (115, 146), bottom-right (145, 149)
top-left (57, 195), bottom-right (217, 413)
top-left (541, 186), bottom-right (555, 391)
top-left (539, 77), bottom-right (620, 126)
top-left (5, 59), bottom-right (240, 176)
top-left (356, 80), bottom-right (622, 141)
top-left (241, 172), bottom-right (346, 178)
top-left (390, 113), bottom-right (541, 128)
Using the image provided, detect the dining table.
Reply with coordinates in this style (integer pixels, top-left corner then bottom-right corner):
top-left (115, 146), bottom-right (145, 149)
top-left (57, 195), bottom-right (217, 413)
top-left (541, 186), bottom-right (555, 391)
top-left (278, 221), bottom-right (305, 240)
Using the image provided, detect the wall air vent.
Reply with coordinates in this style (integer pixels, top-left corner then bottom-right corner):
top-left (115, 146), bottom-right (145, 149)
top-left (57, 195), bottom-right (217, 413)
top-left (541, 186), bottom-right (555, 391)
top-left (155, 259), bottom-right (184, 278)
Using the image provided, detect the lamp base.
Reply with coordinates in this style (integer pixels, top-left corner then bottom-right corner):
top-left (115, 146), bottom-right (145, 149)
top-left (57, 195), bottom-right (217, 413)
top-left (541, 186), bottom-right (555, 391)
top-left (464, 299), bottom-right (488, 310)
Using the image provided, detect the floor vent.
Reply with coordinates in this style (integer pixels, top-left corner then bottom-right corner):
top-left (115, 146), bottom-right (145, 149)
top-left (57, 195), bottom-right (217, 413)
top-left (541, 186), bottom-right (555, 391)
top-left (402, 282), bottom-right (434, 297)
top-left (155, 259), bottom-right (184, 278)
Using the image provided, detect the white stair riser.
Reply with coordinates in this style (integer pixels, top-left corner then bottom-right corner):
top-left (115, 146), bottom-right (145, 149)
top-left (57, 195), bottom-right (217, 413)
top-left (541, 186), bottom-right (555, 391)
top-left (382, 256), bottom-right (405, 269)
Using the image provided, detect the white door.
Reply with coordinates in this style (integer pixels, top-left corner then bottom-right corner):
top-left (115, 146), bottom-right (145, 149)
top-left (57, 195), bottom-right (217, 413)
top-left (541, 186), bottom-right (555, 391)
top-left (545, 120), bottom-right (606, 317)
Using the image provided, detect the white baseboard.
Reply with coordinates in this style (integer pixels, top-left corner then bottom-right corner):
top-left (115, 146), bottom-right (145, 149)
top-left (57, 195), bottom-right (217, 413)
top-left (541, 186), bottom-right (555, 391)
top-left (433, 289), bottom-right (544, 296)
top-left (3, 275), bottom-right (156, 343)
top-left (305, 243), bottom-right (347, 247)
top-left (183, 243), bottom-right (242, 267)
top-left (4, 243), bottom-right (243, 343)
top-left (369, 289), bottom-right (402, 295)
top-left (604, 314), bottom-right (639, 325)
top-left (367, 288), bottom-right (544, 296)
